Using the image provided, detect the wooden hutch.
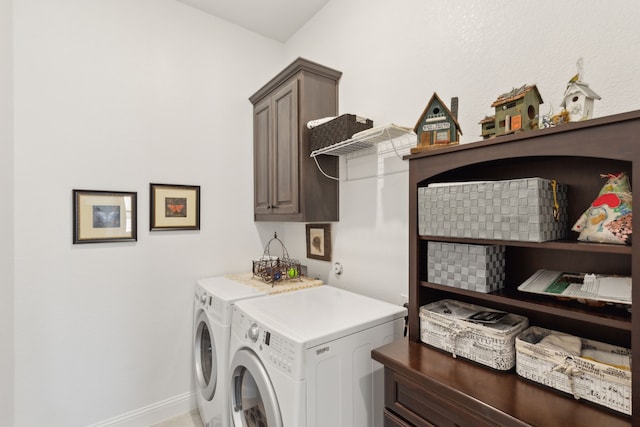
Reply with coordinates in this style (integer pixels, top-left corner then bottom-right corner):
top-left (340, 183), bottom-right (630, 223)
top-left (373, 111), bottom-right (640, 426)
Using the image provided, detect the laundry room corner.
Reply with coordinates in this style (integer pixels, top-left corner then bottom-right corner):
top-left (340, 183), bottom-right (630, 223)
top-left (6, 0), bottom-right (640, 425)
top-left (11, 0), bottom-right (284, 425)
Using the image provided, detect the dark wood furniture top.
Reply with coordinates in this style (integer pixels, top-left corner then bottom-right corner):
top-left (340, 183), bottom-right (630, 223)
top-left (372, 338), bottom-right (631, 427)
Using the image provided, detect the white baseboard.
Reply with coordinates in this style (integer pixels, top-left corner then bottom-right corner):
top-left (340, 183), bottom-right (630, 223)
top-left (88, 391), bottom-right (197, 427)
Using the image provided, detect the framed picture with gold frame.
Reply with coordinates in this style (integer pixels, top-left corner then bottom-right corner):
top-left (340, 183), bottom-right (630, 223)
top-left (306, 223), bottom-right (331, 261)
top-left (150, 183), bottom-right (200, 231)
top-left (73, 189), bottom-right (137, 244)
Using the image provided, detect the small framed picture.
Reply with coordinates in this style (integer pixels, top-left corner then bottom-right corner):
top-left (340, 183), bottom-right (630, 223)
top-left (150, 183), bottom-right (200, 231)
top-left (306, 223), bottom-right (331, 261)
top-left (73, 190), bottom-right (137, 244)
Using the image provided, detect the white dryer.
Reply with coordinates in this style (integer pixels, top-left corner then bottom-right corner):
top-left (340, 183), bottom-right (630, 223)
top-left (194, 276), bottom-right (266, 427)
top-left (194, 274), bottom-right (323, 427)
top-left (228, 285), bottom-right (407, 427)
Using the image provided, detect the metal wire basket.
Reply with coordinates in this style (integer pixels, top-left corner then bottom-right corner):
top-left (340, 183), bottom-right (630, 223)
top-left (252, 233), bottom-right (301, 284)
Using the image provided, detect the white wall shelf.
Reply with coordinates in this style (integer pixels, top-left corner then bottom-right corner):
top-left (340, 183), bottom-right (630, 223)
top-left (310, 124), bottom-right (416, 181)
top-left (309, 124), bottom-right (415, 158)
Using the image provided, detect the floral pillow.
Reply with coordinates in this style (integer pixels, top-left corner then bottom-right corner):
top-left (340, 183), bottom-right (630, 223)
top-left (572, 172), bottom-right (632, 245)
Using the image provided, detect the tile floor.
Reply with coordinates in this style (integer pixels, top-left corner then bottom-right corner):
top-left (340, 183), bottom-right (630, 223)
top-left (151, 410), bottom-right (204, 427)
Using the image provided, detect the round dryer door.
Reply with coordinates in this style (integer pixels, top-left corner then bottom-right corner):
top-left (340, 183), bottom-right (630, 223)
top-left (230, 349), bottom-right (282, 427)
top-left (194, 310), bottom-right (217, 400)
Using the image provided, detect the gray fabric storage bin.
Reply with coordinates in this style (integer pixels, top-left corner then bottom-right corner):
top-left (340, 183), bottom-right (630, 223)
top-left (418, 178), bottom-right (568, 242)
top-left (427, 242), bottom-right (504, 293)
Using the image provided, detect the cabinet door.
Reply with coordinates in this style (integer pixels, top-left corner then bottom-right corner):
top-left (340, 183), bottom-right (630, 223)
top-left (254, 96), bottom-right (271, 215)
top-left (271, 79), bottom-right (299, 215)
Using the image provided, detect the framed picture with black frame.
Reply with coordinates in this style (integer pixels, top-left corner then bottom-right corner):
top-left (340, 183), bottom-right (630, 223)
top-left (306, 223), bottom-right (331, 261)
top-left (73, 189), bottom-right (137, 244)
top-left (150, 183), bottom-right (200, 231)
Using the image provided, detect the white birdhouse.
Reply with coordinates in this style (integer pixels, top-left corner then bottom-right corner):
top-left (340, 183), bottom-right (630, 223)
top-left (560, 80), bottom-right (601, 122)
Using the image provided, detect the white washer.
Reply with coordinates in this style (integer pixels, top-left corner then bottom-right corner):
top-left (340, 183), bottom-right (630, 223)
top-left (194, 274), bottom-right (323, 427)
top-left (228, 285), bottom-right (407, 427)
top-left (193, 276), bottom-right (266, 427)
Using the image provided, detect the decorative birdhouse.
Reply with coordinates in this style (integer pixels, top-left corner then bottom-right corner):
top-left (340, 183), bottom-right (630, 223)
top-left (560, 59), bottom-right (601, 122)
top-left (479, 115), bottom-right (496, 140)
top-left (560, 78), bottom-right (601, 122)
top-left (411, 93), bottom-right (462, 154)
top-left (490, 84), bottom-right (543, 136)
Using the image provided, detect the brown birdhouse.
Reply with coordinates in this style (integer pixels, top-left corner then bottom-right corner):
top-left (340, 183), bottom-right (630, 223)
top-left (412, 93), bottom-right (462, 154)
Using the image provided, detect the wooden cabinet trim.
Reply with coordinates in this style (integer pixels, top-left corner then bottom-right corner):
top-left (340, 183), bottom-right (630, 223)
top-left (249, 57), bottom-right (342, 104)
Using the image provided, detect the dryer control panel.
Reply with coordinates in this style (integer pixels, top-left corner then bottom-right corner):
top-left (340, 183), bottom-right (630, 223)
top-left (232, 307), bottom-right (304, 380)
top-left (194, 285), bottom-right (225, 323)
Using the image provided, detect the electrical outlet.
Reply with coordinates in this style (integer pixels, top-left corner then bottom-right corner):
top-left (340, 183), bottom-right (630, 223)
top-left (333, 262), bottom-right (343, 276)
top-left (400, 293), bottom-right (408, 305)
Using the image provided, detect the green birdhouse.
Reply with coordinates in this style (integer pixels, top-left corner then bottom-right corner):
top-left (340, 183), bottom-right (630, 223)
top-left (487, 84), bottom-right (543, 138)
top-left (412, 92), bottom-right (462, 154)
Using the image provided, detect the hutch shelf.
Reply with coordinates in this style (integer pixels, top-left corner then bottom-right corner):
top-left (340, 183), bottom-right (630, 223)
top-left (373, 110), bottom-right (640, 426)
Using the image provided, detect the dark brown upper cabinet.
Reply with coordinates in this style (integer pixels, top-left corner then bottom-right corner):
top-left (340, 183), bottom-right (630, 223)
top-left (250, 58), bottom-right (341, 222)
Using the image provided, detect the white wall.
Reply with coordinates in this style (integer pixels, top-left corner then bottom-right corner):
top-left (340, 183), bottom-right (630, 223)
top-left (281, 0), bottom-right (640, 305)
top-left (0, 0), bottom-right (14, 424)
top-left (12, 0), bottom-right (283, 425)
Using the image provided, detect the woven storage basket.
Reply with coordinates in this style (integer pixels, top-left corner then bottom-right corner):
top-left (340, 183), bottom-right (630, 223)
top-left (418, 177), bottom-right (568, 242)
top-left (427, 242), bottom-right (505, 293)
top-left (309, 114), bottom-right (373, 152)
top-left (420, 299), bottom-right (528, 370)
top-left (516, 326), bottom-right (632, 415)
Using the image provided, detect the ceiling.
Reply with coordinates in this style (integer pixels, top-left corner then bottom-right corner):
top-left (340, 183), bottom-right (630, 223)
top-left (177, 0), bottom-right (331, 42)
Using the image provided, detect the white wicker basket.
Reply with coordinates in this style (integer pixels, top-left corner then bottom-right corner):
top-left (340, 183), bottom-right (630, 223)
top-left (516, 326), bottom-right (632, 415)
top-left (420, 299), bottom-right (528, 370)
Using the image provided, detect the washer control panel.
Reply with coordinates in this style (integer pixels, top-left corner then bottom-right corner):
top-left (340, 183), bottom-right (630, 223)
top-left (263, 330), bottom-right (296, 375)
top-left (232, 307), bottom-right (302, 379)
top-left (248, 323), bottom-right (260, 342)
